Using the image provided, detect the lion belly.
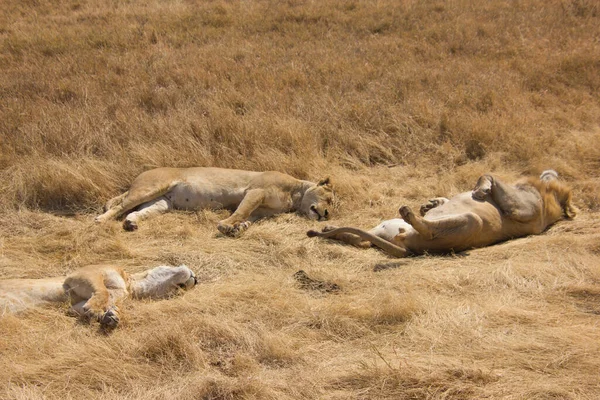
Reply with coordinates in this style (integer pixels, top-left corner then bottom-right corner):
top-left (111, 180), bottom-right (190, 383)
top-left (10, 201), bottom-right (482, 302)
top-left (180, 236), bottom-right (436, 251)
top-left (410, 192), bottom-right (507, 252)
top-left (369, 219), bottom-right (416, 242)
top-left (168, 183), bottom-right (246, 210)
top-left (424, 192), bottom-right (500, 220)
top-left (165, 168), bottom-right (261, 211)
top-left (408, 192), bottom-right (542, 253)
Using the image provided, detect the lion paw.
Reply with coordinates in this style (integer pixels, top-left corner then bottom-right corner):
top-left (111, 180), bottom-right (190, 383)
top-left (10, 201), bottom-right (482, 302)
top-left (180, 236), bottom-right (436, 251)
top-left (419, 198), bottom-right (448, 216)
top-left (218, 221), bottom-right (251, 237)
top-left (236, 221), bottom-right (251, 234)
top-left (123, 219), bottom-right (138, 231)
top-left (472, 176), bottom-right (492, 200)
top-left (399, 206), bottom-right (415, 224)
top-left (217, 222), bottom-right (235, 236)
top-left (99, 307), bottom-right (120, 329)
top-left (472, 187), bottom-right (491, 200)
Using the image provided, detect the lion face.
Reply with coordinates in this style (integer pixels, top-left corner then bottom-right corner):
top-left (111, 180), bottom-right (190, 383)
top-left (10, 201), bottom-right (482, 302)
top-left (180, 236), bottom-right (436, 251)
top-left (300, 178), bottom-right (334, 221)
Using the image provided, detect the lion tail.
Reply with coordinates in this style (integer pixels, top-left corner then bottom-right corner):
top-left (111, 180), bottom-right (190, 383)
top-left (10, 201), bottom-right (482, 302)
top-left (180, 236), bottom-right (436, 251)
top-left (307, 227), bottom-right (408, 258)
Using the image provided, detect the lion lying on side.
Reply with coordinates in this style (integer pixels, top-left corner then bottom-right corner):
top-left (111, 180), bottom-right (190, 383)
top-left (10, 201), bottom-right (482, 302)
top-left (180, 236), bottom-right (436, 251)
top-left (0, 264), bottom-right (197, 329)
top-left (95, 167), bottom-right (334, 236)
top-left (308, 170), bottom-right (576, 257)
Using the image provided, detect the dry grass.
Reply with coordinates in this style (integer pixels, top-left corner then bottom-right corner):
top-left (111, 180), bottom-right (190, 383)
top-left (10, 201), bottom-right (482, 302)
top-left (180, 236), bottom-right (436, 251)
top-left (1, 0), bottom-right (600, 398)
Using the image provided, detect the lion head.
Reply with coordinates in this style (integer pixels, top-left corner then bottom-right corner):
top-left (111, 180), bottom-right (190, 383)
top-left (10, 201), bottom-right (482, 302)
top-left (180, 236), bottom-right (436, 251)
top-left (532, 170), bottom-right (578, 222)
top-left (546, 179), bottom-right (578, 220)
top-left (300, 178), bottom-right (335, 221)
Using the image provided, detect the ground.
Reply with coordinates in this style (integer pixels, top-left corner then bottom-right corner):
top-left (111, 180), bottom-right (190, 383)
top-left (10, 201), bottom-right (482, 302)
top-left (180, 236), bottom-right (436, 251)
top-left (2, 167), bottom-right (599, 399)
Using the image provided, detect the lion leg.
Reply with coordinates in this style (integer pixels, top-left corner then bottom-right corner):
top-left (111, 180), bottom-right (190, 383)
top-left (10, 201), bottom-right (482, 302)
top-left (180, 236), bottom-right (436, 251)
top-left (98, 268), bottom-right (132, 329)
top-left (95, 182), bottom-right (174, 224)
top-left (218, 189), bottom-right (265, 237)
top-left (419, 197), bottom-right (450, 216)
top-left (400, 206), bottom-right (483, 241)
top-left (123, 196), bottom-right (172, 231)
top-left (103, 191), bottom-right (128, 212)
top-left (97, 287), bottom-right (129, 329)
top-left (69, 292), bottom-right (124, 329)
top-left (472, 174), bottom-right (540, 222)
top-left (64, 269), bottom-right (129, 329)
top-left (63, 274), bottom-right (110, 322)
top-left (95, 203), bottom-right (126, 224)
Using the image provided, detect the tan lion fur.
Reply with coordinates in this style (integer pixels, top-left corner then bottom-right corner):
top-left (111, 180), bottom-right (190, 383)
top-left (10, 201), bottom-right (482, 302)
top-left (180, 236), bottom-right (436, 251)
top-left (95, 167), bottom-right (334, 236)
top-left (308, 170), bottom-right (577, 257)
top-left (0, 265), bottom-right (197, 329)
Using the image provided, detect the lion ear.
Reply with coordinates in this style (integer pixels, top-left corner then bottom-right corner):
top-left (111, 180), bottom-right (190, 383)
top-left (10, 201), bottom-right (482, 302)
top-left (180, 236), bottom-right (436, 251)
top-left (317, 177), bottom-right (332, 187)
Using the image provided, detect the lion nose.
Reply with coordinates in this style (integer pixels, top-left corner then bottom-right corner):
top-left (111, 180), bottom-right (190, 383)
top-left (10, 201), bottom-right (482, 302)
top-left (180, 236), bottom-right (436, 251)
top-left (323, 209), bottom-right (329, 219)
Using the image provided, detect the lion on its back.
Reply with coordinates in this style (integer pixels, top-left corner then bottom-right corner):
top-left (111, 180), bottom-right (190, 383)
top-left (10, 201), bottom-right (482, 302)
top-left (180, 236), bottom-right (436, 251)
top-left (308, 170), bottom-right (576, 257)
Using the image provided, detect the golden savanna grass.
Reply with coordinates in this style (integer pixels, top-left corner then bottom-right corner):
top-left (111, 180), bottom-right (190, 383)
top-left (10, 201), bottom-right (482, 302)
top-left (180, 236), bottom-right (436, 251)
top-left (1, 0), bottom-right (600, 398)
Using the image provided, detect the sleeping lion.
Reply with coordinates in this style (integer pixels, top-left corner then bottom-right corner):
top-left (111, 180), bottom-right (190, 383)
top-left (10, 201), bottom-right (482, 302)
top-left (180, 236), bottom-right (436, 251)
top-left (308, 170), bottom-right (576, 257)
top-left (0, 264), bottom-right (197, 330)
top-left (95, 167), bottom-right (334, 236)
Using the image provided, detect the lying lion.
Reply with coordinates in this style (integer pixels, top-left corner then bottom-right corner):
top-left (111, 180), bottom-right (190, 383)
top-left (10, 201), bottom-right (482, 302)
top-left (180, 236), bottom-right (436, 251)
top-left (308, 170), bottom-right (576, 257)
top-left (96, 167), bottom-right (334, 236)
top-left (0, 264), bottom-right (197, 329)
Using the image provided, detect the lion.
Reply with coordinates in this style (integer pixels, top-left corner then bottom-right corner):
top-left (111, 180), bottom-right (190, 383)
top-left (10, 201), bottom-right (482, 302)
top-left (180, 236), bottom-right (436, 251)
top-left (0, 264), bottom-right (197, 330)
top-left (95, 167), bottom-right (334, 236)
top-left (307, 170), bottom-right (577, 257)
